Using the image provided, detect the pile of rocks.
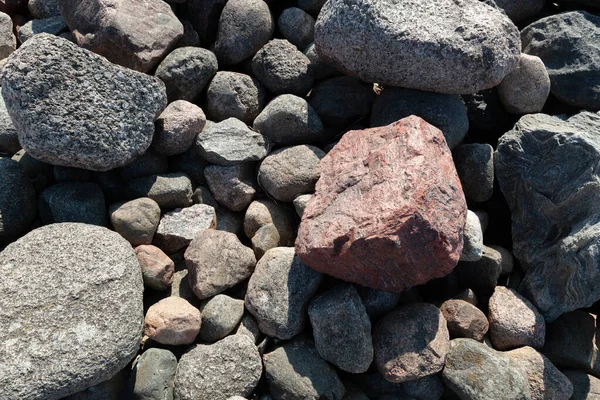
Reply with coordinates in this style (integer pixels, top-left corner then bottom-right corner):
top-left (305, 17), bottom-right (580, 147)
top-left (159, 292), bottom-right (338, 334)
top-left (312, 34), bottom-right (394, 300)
top-left (0, 0), bottom-right (599, 399)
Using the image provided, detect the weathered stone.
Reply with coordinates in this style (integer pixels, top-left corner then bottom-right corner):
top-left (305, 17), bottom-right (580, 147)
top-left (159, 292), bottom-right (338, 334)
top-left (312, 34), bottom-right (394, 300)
top-left (17, 15), bottom-right (66, 43)
top-left (498, 54), bottom-right (550, 114)
top-left (314, 0), bottom-right (520, 94)
top-left (308, 284), bottom-right (373, 373)
top-left (456, 245), bottom-right (503, 296)
top-left (296, 116), bottom-right (467, 292)
top-left (263, 337), bottom-right (345, 400)
top-left (235, 313), bottom-right (263, 345)
top-left (495, 112), bottom-right (600, 320)
top-left (28, 0), bottom-right (60, 18)
top-left (204, 163), bottom-right (257, 211)
top-left (564, 371), bottom-right (600, 400)
top-left (357, 287), bottom-right (401, 321)
top-left (155, 47), bottom-right (218, 103)
top-left (1, 34), bottom-right (167, 171)
top-left (453, 143), bottom-right (494, 203)
top-left (185, 229), bottom-right (256, 299)
top-left (153, 204), bottom-right (216, 254)
top-left (214, 0), bottom-right (274, 65)
top-left (443, 339), bottom-right (531, 400)
top-left (198, 294), bottom-right (245, 342)
top-left (109, 198), bottom-right (161, 246)
top-left (0, 158), bottom-right (36, 242)
top-left (174, 335), bottom-right (262, 400)
top-left (39, 182), bottom-right (107, 226)
top-left (0, 223), bottom-right (143, 400)
top-left (206, 71), bottom-right (266, 124)
top-left (134, 245), bottom-right (175, 291)
top-left (460, 210), bottom-right (483, 262)
top-left (144, 296), bottom-right (201, 346)
top-left (278, 7), bottom-right (315, 50)
top-left (304, 42), bottom-right (340, 81)
top-left (522, 11), bottom-right (600, 110)
top-left (258, 145), bottom-right (324, 203)
top-left (293, 194), bottom-right (311, 218)
top-left (373, 303), bottom-right (449, 383)
top-left (243, 199), bottom-right (296, 246)
top-left (192, 185), bottom-right (219, 209)
top-left (251, 223), bottom-right (280, 260)
top-left (127, 173), bottom-right (193, 209)
top-left (128, 348), bottom-right (177, 400)
top-left (216, 208), bottom-right (245, 235)
top-left (245, 247), bottom-right (322, 339)
top-left (440, 299), bottom-right (488, 341)
top-left (61, 0), bottom-right (183, 72)
top-left (153, 100), bottom-right (206, 156)
top-left (0, 95), bottom-right (18, 154)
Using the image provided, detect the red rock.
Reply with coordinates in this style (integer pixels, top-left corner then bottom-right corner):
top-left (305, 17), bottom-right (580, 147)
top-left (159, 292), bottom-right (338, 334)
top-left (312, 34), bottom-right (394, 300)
top-left (295, 116), bottom-right (467, 292)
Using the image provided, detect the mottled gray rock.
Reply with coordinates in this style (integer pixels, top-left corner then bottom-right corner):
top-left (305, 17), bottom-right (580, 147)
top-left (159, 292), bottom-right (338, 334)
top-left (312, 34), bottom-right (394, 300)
top-left (1, 34), bottom-right (167, 171)
top-left (314, 0), bottom-right (520, 94)
top-left (494, 0), bottom-right (544, 23)
top-left (245, 247), bottom-right (323, 339)
top-left (564, 371), bottom-right (600, 400)
top-left (17, 15), bottom-right (66, 43)
top-left (263, 337), bottom-right (345, 400)
top-left (456, 245), bottom-right (503, 296)
top-left (495, 113), bottom-right (600, 320)
top-left (61, 0), bottom-right (183, 73)
top-left (206, 71), bottom-right (266, 124)
top-left (28, 0), bottom-right (60, 18)
top-left (174, 335), bottom-right (262, 400)
top-left (440, 299), bottom-right (488, 341)
top-left (109, 198), bottom-right (161, 246)
top-left (127, 173), bottom-right (193, 209)
top-left (252, 39), bottom-right (314, 96)
top-left (155, 47), bottom-right (218, 103)
top-left (371, 87), bottom-right (468, 149)
top-left (0, 12), bottom-right (14, 60)
top-left (153, 204), bottom-right (216, 254)
top-left (134, 245), bottom-right (175, 290)
top-left (144, 296), bottom-right (201, 345)
top-left (39, 182), bottom-right (106, 226)
top-left (308, 284), bottom-right (373, 373)
top-left (198, 294), bottom-right (245, 342)
top-left (357, 287), bottom-right (401, 321)
top-left (153, 100), bottom-right (206, 156)
top-left (453, 143), bottom-right (494, 203)
top-left (258, 145), bottom-right (324, 202)
top-left (460, 210), bottom-right (483, 262)
top-left (184, 0), bottom-right (227, 43)
top-left (278, 7), bottom-right (315, 50)
top-left (185, 229), bottom-right (256, 299)
top-left (443, 339), bottom-right (531, 400)
top-left (120, 149), bottom-right (169, 182)
top-left (196, 118), bottom-right (268, 166)
top-left (353, 372), bottom-right (444, 400)
top-left (235, 313), bottom-right (264, 345)
top-left (373, 303), bottom-right (449, 383)
top-left (204, 163), bottom-right (257, 211)
top-left (214, 0), bottom-right (274, 65)
top-left (0, 96), bottom-right (18, 154)
top-left (0, 223), bottom-right (143, 400)
top-left (293, 194), bottom-right (311, 217)
top-left (522, 11), bottom-right (600, 110)
top-left (0, 158), bottom-right (36, 242)
top-left (304, 42), bottom-right (340, 81)
top-left (498, 54), bottom-right (550, 114)
top-left (254, 94), bottom-right (324, 146)
top-left (243, 199), bottom-right (297, 246)
top-left (129, 348), bottom-right (177, 400)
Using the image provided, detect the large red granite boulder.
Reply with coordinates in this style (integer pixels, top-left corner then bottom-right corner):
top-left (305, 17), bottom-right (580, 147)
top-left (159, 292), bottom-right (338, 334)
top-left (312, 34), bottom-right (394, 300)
top-left (295, 116), bottom-right (467, 292)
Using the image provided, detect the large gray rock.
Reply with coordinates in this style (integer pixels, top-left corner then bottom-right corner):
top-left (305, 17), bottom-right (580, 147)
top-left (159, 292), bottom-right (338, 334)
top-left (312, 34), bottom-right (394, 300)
top-left (206, 71), bottom-right (266, 124)
top-left (128, 348), bottom-right (177, 400)
top-left (0, 158), bottom-right (36, 242)
top-left (522, 11), bottom-right (600, 110)
top-left (1, 34), bottom-right (167, 171)
top-left (0, 223), bottom-right (144, 400)
top-left (174, 335), bottom-right (262, 400)
top-left (314, 0), bottom-right (521, 94)
top-left (198, 294), bottom-right (245, 342)
top-left (61, 0), bottom-right (183, 73)
top-left (495, 112), bottom-right (600, 321)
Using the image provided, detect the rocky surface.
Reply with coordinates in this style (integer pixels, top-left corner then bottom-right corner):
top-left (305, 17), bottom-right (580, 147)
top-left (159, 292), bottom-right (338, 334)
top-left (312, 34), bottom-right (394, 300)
top-left (128, 348), bottom-right (178, 400)
top-left (153, 204), bottom-right (216, 254)
top-left (0, 157), bottom-right (36, 242)
top-left (144, 296), bottom-right (201, 345)
top-left (134, 245), bottom-right (175, 291)
top-left (109, 197), bottom-right (161, 246)
top-left (440, 299), bottom-right (489, 341)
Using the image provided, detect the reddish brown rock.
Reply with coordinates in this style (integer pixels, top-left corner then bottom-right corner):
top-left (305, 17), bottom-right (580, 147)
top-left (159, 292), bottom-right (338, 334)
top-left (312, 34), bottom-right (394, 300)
top-left (295, 116), bottom-right (467, 292)
top-left (134, 245), bottom-right (175, 291)
top-left (144, 296), bottom-right (201, 345)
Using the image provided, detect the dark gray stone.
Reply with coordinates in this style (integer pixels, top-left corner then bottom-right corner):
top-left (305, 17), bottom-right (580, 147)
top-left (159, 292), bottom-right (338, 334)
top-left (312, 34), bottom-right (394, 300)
top-left (109, 198), bottom-right (161, 246)
top-left (254, 94), bottom-right (324, 146)
top-left (206, 71), bottom-right (267, 124)
top-left (263, 336), bottom-right (345, 400)
top-left (216, 207), bottom-right (244, 235)
top-left (493, 0), bottom-right (544, 23)
top-left (17, 15), bottom-right (66, 43)
top-left (456, 245), bottom-right (503, 296)
top-left (453, 143), bottom-right (494, 203)
top-left (204, 163), bottom-right (257, 211)
top-left (152, 100), bottom-right (206, 156)
top-left (462, 88), bottom-right (516, 137)
top-left (309, 76), bottom-right (375, 129)
top-left (192, 185), bottom-right (219, 209)
top-left (1, 34), bottom-right (167, 171)
top-left (53, 166), bottom-right (91, 182)
top-left (0, 158), bottom-right (36, 242)
top-left (495, 113), bottom-right (600, 321)
top-left (28, 0), bottom-right (61, 19)
top-left (304, 42), bottom-right (340, 81)
top-left (522, 11), bottom-right (600, 110)
top-left (127, 173), bottom-right (193, 209)
top-left (175, 19), bottom-right (200, 48)
top-left (169, 146), bottom-right (208, 186)
top-left (155, 46), bottom-right (218, 103)
top-left (0, 223), bottom-right (143, 400)
top-left (39, 182), bottom-right (107, 226)
top-left (129, 348), bottom-right (177, 400)
top-left (64, 371), bottom-right (126, 400)
top-left (120, 149), bottom-right (169, 182)
top-left (214, 0), bottom-right (274, 65)
top-left (278, 7), bottom-right (315, 50)
top-left (308, 284), bottom-right (373, 373)
top-left (314, 0), bottom-right (520, 94)
top-left (0, 95), bottom-right (18, 155)
top-left (357, 287), bottom-right (400, 321)
top-left (371, 87), bottom-right (468, 149)
top-left (184, 0), bottom-right (227, 43)
top-left (252, 39), bottom-right (313, 96)
top-left (198, 294), bottom-right (245, 342)
top-left (245, 247), bottom-right (323, 339)
top-left (298, 0), bottom-right (326, 13)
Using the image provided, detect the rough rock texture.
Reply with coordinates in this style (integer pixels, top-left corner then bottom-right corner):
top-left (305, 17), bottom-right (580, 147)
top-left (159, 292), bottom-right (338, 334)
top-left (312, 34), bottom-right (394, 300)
top-left (129, 348), bottom-right (177, 400)
top-left (109, 198), bottom-right (161, 246)
top-left (296, 116), bottom-right (467, 292)
top-left (204, 163), bottom-right (257, 211)
top-left (0, 11), bottom-right (15, 60)
top-left (28, 0), bottom-right (61, 18)
top-left (0, 223), bottom-right (144, 400)
top-left (198, 294), bottom-right (245, 342)
top-left (278, 7), bottom-right (315, 50)
top-left (153, 100), bottom-right (206, 156)
top-left (245, 247), bottom-right (323, 339)
top-left (17, 16), bottom-right (66, 43)
top-left (1, 34), bottom-right (167, 171)
top-left (39, 182), bottom-right (107, 226)
top-left (243, 199), bottom-right (297, 246)
top-left (174, 335), bottom-right (262, 400)
top-left (314, 0), bottom-right (521, 94)
top-left (453, 143), bottom-right (494, 203)
top-left (134, 245), bottom-right (174, 291)
top-left (443, 339), bottom-right (531, 400)
top-left (0, 96), bottom-right (19, 154)
top-left (144, 296), bottom-right (201, 346)
top-left (61, 0), bottom-right (183, 72)
top-left (440, 299), bottom-right (489, 341)
top-left (185, 229), bottom-right (256, 299)
top-left (495, 113), bottom-right (600, 321)
top-left (308, 284), bottom-right (373, 373)
top-left (0, 158), bottom-right (36, 242)
top-left (128, 173), bottom-right (193, 210)
top-left (373, 303), bottom-right (449, 383)
top-left (263, 337), bottom-right (345, 400)
top-left (522, 11), bottom-right (600, 110)
top-left (153, 204), bottom-right (216, 254)
top-left (206, 71), bottom-right (266, 124)
top-left (498, 54), bottom-right (550, 114)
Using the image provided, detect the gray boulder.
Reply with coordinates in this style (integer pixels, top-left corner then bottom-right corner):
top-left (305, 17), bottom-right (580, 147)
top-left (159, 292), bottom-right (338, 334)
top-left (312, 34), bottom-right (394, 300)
top-left (0, 158), bottom-right (36, 242)
top-left (128, 348), bottom-right (177, 400)
top-left (314, 0), bottom-right (520, 94)
top-left (198, 294), bottom-right (245, 342)
top-left (278, 7), bottom-right (315, 51)
top-left (206, 71), bottom-right (266, 124)
top-left (39, 182), bottom-right (107, 226)
top-left (127, 173), bottom-right (193, 209)
top-left (204, 163), bottom-right (258, 211)
top-left (28, 0), bottom-right (60, 18)
top-left (453, 143), bottom-right (494, 203)
top-left (522, 11), bottom-right (600, 110)
top-left (1, 34), bottom-right (167, 171)
top-left (0, 223), bottom-right (144, 400)
top-left (17, 15), bottom-right (66, 43)
top-left (495, 113), bottom-right (600, 321)
top-left (497, 54), bottom-right (550, 115)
